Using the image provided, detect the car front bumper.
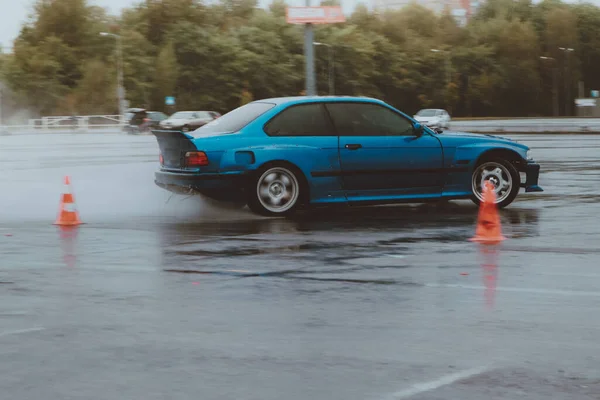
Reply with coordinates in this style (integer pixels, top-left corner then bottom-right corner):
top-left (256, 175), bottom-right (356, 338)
top-left (154, 170), bottom-right (248, 200)
top-left (520, 162), bottom-right (543, 193)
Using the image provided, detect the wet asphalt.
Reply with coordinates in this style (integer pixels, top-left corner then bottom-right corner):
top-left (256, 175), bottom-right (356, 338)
top-left (1, 132), bottom-right (600, 400)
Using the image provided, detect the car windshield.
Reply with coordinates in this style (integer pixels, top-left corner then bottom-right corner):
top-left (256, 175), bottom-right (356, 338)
top-left (192, 102), bottom-right (275, 135)
top-left (416, 109), bottom-right (438, 117)
top-left (169, 112), bottom-right (197, 119)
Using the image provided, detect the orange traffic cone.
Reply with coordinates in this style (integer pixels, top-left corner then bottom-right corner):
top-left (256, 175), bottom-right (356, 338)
top-left (470, 181), bottom-right (505, 244)
top-left (54, 176), bottom-right (82, 226)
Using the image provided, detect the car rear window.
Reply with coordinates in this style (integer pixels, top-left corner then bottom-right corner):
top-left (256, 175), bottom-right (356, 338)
top-left (194, 111), bottom-right (212, 119)
top-left (264, 103), bottom-right (334, 136)
top-left (192, 102), bottom-right (275, 135)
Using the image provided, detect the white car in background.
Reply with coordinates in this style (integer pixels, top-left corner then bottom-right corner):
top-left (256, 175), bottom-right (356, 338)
top-left (413, 109), bottom-right (451, 130)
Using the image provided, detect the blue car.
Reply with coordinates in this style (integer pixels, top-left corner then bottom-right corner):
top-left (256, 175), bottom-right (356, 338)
top-left (153, 96), bottom-right (543, 216)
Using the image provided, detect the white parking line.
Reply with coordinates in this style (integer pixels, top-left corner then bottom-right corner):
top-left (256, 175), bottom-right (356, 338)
top-left (425, 283), bottom-right (600, 297)
top-left (0, 327), bottom-right (45, 338)
top-left (388, 366), bottom-right (489, 399)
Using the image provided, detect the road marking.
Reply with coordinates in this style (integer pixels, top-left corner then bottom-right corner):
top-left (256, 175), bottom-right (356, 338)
top-left (388, 366), bottom-right (489, 399)
top-left (0, 327), bottom-right (45, 338)
top-left (425, 283), bottom-right (600, 297)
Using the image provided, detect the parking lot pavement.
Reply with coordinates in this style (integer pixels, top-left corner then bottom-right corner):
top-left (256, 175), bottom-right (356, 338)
top-left (1, 133), bottom-right (600, 400)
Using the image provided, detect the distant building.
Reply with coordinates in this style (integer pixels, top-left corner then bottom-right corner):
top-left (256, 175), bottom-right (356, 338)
top-left (372, 0), bottom-right (482, 25)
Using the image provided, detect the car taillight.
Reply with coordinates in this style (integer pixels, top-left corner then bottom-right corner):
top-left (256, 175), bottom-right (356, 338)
top-left (185, 151), bottom-right (209, 167)
top-left (159, 153), bottom-right (164, 165)
top-left (144, 118), bottom-right (150, 122)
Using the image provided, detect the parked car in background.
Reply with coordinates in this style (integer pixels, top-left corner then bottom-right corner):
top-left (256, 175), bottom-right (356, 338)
top-left (124, 108), bottom-right (168, 134)
top-left (152, 96), bottom-right (543, 216)
top-left (413, 109), bottom-right (451, 130)
top-left (158, 111), bottom-right (221, 132)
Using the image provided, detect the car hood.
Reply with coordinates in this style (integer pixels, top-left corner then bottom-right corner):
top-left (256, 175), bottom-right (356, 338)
top-left (436, 130), bottom-right (528, 148)
top-left (438, 130), bottom-right (510, 140)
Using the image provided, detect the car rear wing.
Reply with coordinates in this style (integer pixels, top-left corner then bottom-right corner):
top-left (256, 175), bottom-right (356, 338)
top-left (152, 130), bottom-right (198, 169)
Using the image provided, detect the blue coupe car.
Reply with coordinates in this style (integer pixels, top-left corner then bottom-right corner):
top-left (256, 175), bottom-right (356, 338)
top-left (153, 96), bottom-right (543, 216)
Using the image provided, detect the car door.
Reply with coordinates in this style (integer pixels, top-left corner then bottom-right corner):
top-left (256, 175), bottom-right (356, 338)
top-left (188, 112), bottom-right (201, 129)
top-left (325, 102), bottom-right (444, 200)
top-left (263, 102), bottom-right (345, 203)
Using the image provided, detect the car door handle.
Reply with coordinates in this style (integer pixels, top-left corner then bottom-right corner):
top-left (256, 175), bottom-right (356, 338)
top-left (345, 144), bottom-right (362, 150)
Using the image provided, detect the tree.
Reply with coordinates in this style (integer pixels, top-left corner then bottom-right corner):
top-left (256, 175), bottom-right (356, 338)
top-left (73, 60), bottom-right (114, 114)
top-left (5, 0), bottom-right (600, 118)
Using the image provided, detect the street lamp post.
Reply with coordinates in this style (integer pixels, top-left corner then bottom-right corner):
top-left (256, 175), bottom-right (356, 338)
top-left (431, 49), bottom-right (451, 109)
top-left (558, 47), bottom-right (574, 116)
top-left (540, 56), bottom-right (559, 117)
top-left (100, 32), bottom-right (126, 122)
top-left (313, 42), bottom-right (334, 95)
top-left (0, 82), bottom-right (4, 128)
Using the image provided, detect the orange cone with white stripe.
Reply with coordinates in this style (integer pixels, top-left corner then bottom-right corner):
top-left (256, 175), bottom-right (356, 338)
top-left (470, 181), bottom-right (505, 244)
top-left (54, 176), bottom-right (82, 226)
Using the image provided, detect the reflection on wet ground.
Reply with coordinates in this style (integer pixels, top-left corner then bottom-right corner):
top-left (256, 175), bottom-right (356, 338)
top-left (2, 134), bottom-right (600, 400)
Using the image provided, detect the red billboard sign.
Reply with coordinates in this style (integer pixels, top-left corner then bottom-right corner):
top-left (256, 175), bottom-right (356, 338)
top-left (286, 6), bottom-right (346, 24)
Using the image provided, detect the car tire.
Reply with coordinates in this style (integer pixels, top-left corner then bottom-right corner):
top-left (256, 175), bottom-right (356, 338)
top-left (470, 157), bottom-right (520, 209)
top-left (182, 125), bottom-right (190, 132)
top-left (247, 164), bottom-right (305, 217)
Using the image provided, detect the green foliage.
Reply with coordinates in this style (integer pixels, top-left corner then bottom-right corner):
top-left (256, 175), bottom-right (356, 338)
top-left (4, 0), bottom-right (600, 117)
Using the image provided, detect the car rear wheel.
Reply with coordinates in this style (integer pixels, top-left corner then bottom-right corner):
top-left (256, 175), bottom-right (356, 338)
top-left (470, 158), bottom-right (520, 208)
top-left (248, 165), bottom-right (302, 216)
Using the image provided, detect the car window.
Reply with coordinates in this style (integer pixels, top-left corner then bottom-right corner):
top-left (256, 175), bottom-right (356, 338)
top-left (193, 102), bottom-right (275, 135)
top-left (416, 109), bottom-right (436, 117)
top-left (325, 103), bottom-right (414, 136)
top-left (150, 112), bottom-right (167, 121)
top-left (264, 103), bottom-right (334, 136)
top-left (194, 111), bottom-right (212, 119)
top-left (170, 112), bottom-right (194, 119)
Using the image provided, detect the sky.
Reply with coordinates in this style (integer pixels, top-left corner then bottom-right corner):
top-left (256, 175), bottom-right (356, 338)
top-left (1, 0), bottom-right (598, 51)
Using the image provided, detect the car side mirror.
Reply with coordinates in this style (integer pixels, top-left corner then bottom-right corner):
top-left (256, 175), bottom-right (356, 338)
top-left (413, 123), bottom-right (424, 137)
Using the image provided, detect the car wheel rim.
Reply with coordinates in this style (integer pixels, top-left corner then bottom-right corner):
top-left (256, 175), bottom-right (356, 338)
top-left (182, 127), bottom-right (189, 132)
top-left (472, 162), bottom-right (513, 203)
top-left (257, 167), bottom-right (299, 213)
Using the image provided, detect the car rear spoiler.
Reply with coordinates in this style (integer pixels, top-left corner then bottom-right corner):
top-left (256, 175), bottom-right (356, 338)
top-left (151, 129), bottom-right (195, 141)
top-left (151, 130), bottom-right (198, 166)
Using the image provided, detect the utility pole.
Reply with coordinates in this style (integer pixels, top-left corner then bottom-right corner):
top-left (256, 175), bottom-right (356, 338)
top-left (0, 84), bottom-right (3, 129)
top-left (559, 47), bottom-right (574, 116)
top-left (431, 49), bottom-right (451, 110)
top-left (100, 32), bottom-right (126, 122)
top-left (540, 56), bottom-right (559, 117)
top-left (314, 42), bottom-right (334, 95)
top-left (303, 0), bottom-right (316, 96)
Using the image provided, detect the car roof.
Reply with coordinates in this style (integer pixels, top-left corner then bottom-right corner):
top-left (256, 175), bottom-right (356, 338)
top-left (250, 96), bottom-right (385, 106)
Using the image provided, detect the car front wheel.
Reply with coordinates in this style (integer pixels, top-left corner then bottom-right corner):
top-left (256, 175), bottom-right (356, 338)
top-left (247, 165), bottom-right (303, 216)
top-left (470, 158), bottom-right (520, 208)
